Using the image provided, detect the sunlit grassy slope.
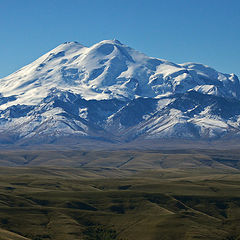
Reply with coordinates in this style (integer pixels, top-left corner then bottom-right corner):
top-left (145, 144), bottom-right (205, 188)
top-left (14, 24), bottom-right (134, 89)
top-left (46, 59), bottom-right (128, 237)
top-left (0, 228), bottom-right (31, 240)
top-left (0, 166), bottom-right (240, 240)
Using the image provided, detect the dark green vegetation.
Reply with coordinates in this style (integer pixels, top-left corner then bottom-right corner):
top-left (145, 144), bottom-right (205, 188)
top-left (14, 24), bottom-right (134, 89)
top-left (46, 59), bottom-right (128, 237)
top-left (0, 164), bottom-right (240, 240)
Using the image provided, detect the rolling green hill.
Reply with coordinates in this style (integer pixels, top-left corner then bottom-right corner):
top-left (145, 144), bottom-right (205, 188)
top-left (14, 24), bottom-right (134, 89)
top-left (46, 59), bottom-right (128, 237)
top-left (0, 167), bottom-right (240, 239)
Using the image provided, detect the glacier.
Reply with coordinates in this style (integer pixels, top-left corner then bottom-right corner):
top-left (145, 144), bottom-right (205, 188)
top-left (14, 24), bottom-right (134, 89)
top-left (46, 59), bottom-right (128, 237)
top-left (0, 39), bottom-right (240, 145)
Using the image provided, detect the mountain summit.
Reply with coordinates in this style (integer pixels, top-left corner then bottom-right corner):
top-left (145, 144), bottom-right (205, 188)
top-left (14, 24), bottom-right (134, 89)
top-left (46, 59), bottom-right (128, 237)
top-left (0, 40), bottom-right (240, 145)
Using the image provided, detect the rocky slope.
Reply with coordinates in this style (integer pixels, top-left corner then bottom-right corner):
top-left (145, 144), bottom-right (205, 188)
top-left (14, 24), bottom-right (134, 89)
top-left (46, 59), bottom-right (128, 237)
top-left (0, 40), bottom-right (240, 145)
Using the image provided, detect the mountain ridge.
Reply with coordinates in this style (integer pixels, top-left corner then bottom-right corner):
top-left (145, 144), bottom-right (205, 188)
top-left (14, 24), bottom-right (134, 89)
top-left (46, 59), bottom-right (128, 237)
top-left (0, 40), bottom-right (240, 145)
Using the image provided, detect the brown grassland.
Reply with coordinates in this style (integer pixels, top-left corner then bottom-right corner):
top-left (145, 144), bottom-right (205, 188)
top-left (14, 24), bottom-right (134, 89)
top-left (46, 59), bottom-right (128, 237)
top-left (0, 149), bottom-right (240, 239)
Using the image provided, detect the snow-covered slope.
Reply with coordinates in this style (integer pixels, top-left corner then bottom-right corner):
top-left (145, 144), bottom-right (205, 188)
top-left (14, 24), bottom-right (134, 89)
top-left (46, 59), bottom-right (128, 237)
top-left (0, 40), bottom-right (239, 109)
top-left (0, 39), bottom-right (240, 145)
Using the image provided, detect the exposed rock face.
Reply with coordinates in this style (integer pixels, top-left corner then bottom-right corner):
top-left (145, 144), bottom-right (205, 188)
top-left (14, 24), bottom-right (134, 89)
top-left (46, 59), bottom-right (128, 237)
top-left (0, 40), bottom-right (240, 145)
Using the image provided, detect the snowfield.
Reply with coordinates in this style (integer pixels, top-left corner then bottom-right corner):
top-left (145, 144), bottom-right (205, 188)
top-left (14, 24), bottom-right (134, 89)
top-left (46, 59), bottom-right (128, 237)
top-left (0, 39), bottom-right (240, 144)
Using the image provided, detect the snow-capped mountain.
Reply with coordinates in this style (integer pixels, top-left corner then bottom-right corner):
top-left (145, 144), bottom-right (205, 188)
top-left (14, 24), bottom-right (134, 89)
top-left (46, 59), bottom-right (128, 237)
top-left (0, 39), bottom-right (240, 145)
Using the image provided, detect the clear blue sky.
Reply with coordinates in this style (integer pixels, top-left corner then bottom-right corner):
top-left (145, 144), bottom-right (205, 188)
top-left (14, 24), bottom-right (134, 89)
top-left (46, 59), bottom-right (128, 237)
top-left (0, 0), bottom-right (239, 78)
